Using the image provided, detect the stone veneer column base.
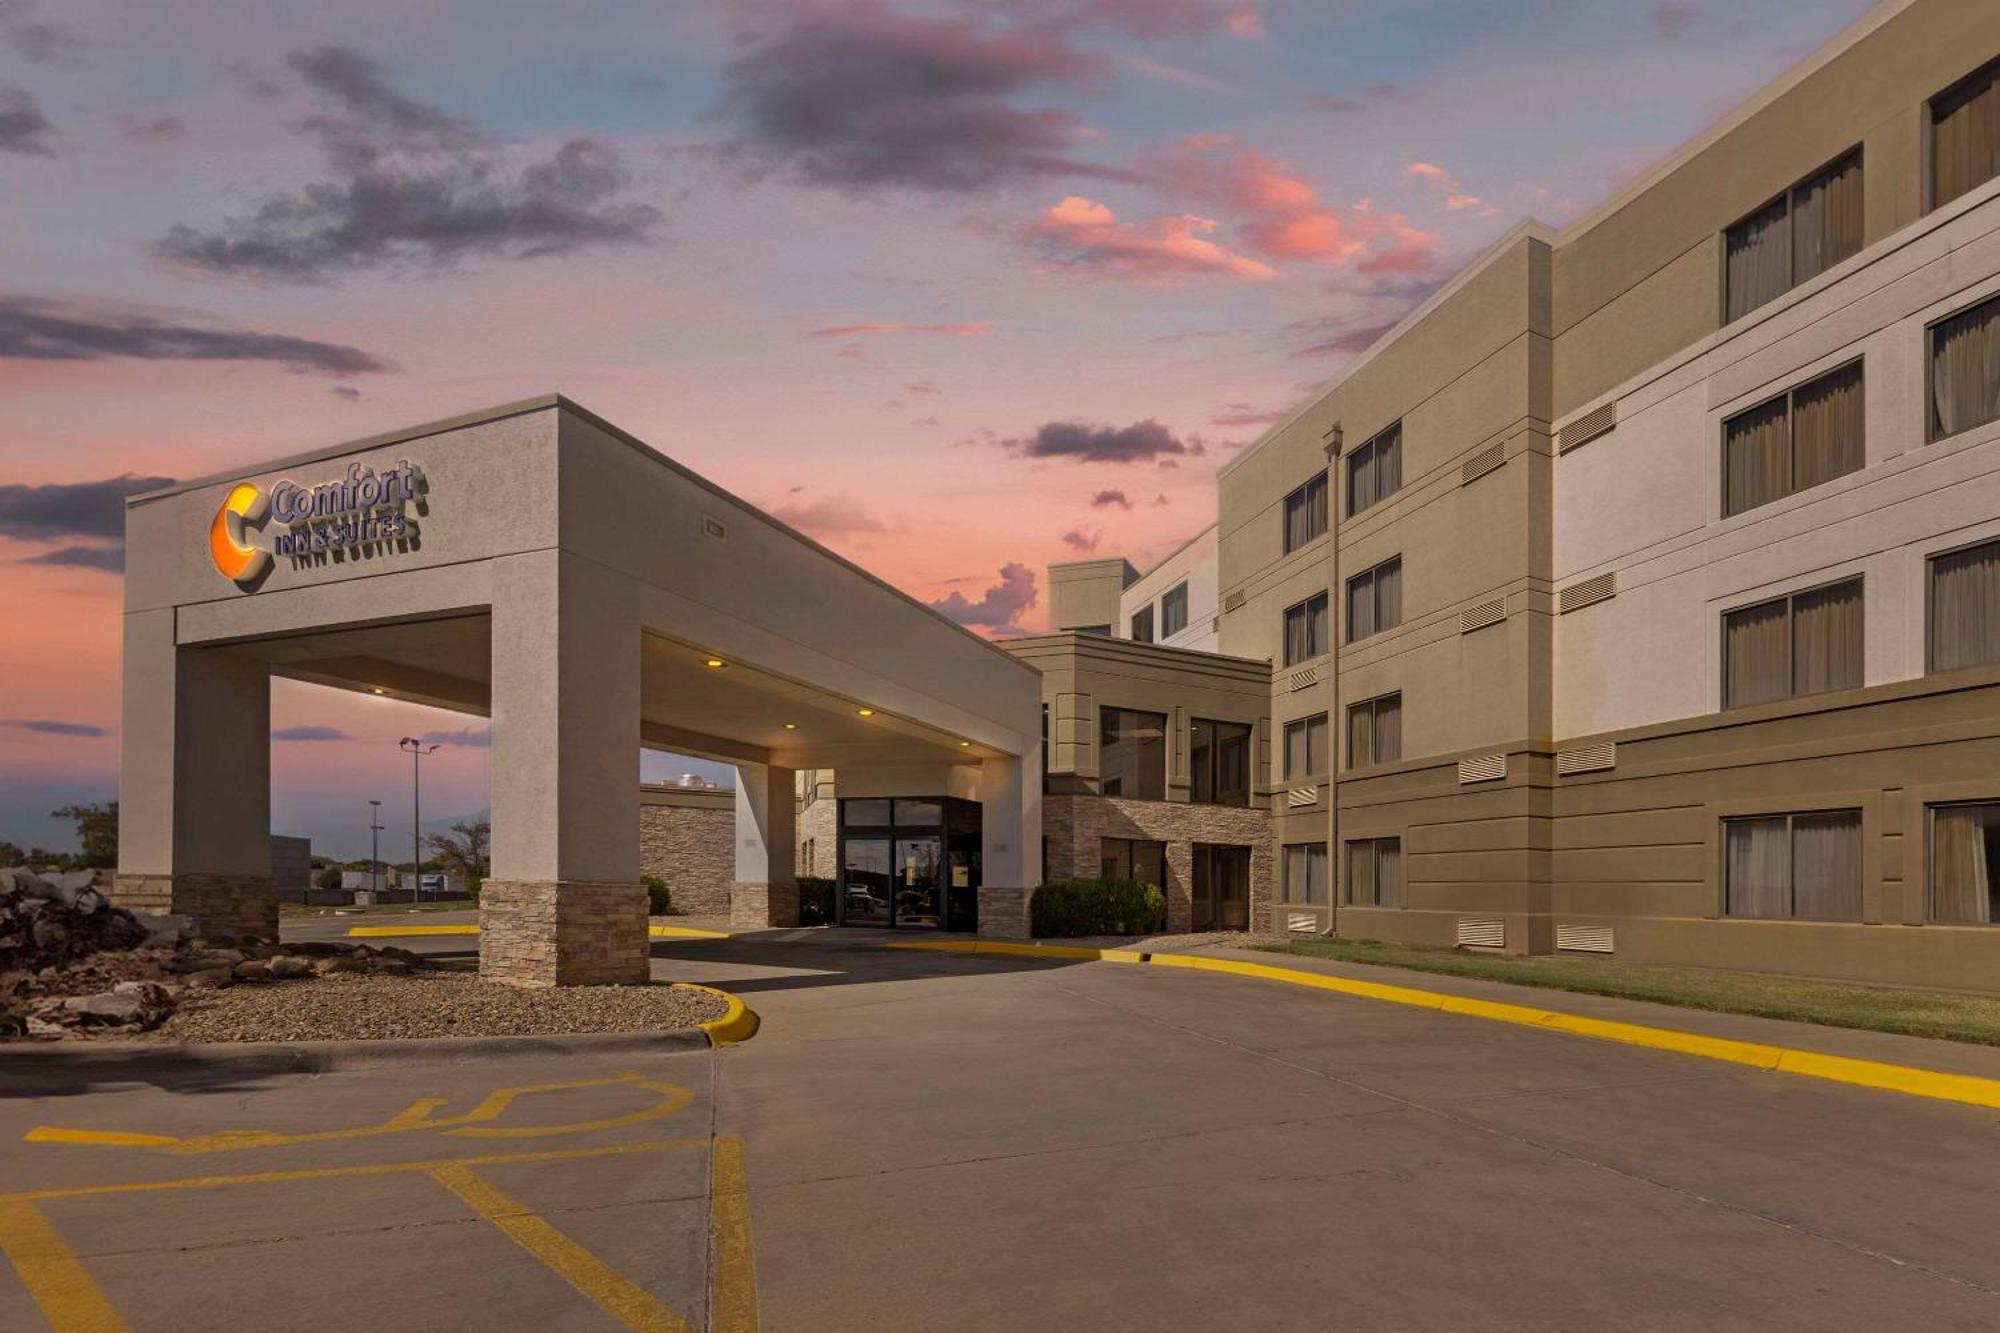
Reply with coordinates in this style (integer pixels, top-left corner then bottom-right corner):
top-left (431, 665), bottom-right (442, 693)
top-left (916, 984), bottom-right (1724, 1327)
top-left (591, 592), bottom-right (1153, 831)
top-left (976, 886), bottom-right (1032, 939)
top-left (113, 873), bottom-right (277, 942)
top-left (730, 882), bottom-right (800, 929)
top-left (478, 881), bottom-right (648, 987)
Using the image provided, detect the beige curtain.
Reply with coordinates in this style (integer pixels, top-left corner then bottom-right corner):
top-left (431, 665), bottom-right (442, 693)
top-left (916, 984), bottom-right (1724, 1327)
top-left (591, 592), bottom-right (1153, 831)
top-left (1726, 817), bottom-right (1790, 917)
top-left (1932, 296), bottom-right (2000, 441)
top-left (1374, 694), bottom-right (1402, 764)
top-left (1375, 557), bottom-right (1402, 632)
top-left (1724, 397), bottom-right (1791, 516)
top-left (1375, 425), bottom-right (1402, 498)
top-left (1791, 362), bottom-right (1864, 491)
top-left (1348, 701), bottom-right (1374, 767)
top-left (1930, 540), bottom-right (2000, 672)
top-left (1725, 597), bottom-right (1790, 707)
top-left (1933, 66), bottom-right (2000, 211)
top-left (1285, 721), bottom-right (1308, 777)
top-left (1347, 570), bottom-right (1375, 641)
top-left (1376, 839), bottom-right (1401, 909)
top-left (1792, 152), bottom-right (1863, 285)
top-left (1791, 579), bottom-right (1863, 696)
top-left (1347, 841), bottom-right (1377, 907)
top-left (1347, 445), bottom-right (1376, 515)
top-left (1930, 805), bottom-right (1994, 924)
top-left (1726, 197), bottom-right (1790, 321)
top-left (1791, 812), bottom-right (1863, 921)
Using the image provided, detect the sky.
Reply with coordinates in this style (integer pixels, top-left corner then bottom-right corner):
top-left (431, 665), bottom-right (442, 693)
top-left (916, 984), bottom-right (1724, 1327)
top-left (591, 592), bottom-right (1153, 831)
top-left (0, 0), bottom-right (1874, 858)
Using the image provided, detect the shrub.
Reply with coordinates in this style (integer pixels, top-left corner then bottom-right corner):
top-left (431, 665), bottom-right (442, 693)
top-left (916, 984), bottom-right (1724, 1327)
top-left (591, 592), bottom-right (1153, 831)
top-left (313, 866), bottom-right (343, 892)
top-left (1030, 879), bottom-right (1166, 938)
top-left (643, 875), bottom-right (672, 916)
top-left (797, 876), bottom-right (836, 926)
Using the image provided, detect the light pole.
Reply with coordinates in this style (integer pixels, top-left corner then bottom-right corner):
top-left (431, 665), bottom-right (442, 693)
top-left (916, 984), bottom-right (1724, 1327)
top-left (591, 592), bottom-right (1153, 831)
top-left (399, 738), bottom-right (440, 906)
top-left (368, 800), bottom-right (384, 901)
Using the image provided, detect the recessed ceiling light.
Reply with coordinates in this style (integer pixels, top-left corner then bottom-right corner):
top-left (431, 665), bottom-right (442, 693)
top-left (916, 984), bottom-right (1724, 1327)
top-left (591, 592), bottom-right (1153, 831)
top-left (959, 740), bottom-right (971, 747)
top-left (371, 687), bottom-right (386, 695)
top-left (705, 658), bottom-right (725, 668)
top-left (783, 722), bottom-right (798, 730)
top-left (857, 708), bottom-right (874, 717)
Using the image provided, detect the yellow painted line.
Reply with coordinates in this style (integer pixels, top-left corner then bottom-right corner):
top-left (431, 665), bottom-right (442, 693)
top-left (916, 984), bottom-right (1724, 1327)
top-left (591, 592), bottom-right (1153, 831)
top-left (895, 939), bottom-right (2000, 1113)
top-left (427, 1162), bottom-right (694, 1333)
top-left (651, 925), bottom-right (730, 939)
top-left (679, 984), bottom-right (760, 1045)
top-left (342, 923), bottom-right (729, 939)
top-left (0, 1198), bottom-right (130, 1332)
top-left (709, 1136), bottom-right (759, 1333)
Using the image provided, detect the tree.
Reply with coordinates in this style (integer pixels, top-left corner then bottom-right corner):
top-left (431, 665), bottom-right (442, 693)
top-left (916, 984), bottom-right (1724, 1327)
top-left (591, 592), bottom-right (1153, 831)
top-left (314, 865), bottom-right (344, 891)
top-left (52, 802), bottom-right (118, 868)
top-left (425, 820), bottom-right (490, 889)
top-left (0, 840), bottom-right (25, 868)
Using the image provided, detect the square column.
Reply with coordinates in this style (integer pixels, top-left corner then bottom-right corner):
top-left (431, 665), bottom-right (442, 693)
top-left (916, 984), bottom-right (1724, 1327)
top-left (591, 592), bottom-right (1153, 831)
top-left (480, 551), bottom-right (646, 986)
top-left (114, 610), bottom-right (276, 941)
top-left (731, 761), bottom-right (799, 928)
top-left (976, 747), bottom-right (1042, 939)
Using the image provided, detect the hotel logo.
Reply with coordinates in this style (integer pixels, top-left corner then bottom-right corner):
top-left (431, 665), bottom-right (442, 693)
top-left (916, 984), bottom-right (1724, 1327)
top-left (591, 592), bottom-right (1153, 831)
top-left (208, 460), bottom-right (423, 589)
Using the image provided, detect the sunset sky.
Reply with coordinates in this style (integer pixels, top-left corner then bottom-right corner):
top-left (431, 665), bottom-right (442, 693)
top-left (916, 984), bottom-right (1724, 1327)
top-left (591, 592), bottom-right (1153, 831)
top-left (0, 0), bottom-right (1871, 858)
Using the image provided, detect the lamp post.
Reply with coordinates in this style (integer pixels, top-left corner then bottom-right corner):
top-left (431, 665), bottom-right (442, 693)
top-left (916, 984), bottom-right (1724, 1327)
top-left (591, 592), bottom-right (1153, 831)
top-left (368, 800), bottom-right (384, 902)
top-left (399, 738), bottom-right (440, 906)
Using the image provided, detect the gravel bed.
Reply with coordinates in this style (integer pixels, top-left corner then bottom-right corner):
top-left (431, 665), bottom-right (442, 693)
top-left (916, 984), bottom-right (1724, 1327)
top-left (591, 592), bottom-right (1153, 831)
top-left (150, 971), bottom-right (731, 1044)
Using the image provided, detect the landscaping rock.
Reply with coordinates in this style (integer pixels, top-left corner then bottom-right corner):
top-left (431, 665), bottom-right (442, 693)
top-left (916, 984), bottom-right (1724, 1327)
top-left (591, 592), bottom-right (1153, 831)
top-left (232, 961), bottom-right (271, 982)
top-left (267, 957), bottom-right (313, 979)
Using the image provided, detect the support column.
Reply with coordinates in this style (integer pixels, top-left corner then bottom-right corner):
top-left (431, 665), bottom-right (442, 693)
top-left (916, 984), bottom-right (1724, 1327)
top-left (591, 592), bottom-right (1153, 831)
top-left (730, 762), bottom-right (798, 928)
top-left (114, 611), bottom-right (276, 941)
top-left (480, 550), bottom-right (646, 986)
top-left (976, 746), bottom-right (1042, 939)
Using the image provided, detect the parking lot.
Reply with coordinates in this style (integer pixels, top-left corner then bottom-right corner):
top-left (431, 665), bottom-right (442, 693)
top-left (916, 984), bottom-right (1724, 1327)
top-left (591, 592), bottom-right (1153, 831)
top-left (7, 928), bottom-right (2000, 1330)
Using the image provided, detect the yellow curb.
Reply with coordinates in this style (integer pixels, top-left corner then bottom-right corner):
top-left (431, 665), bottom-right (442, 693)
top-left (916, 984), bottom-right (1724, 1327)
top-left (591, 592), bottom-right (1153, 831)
top-left (895, 939), bottom-right (2000, 1113)
top-left (343, 923), bottom-right (731, 940)
top-left (651, 925), bottom-right (731, 939)
top-left (677, 983), bottom-right (760, 1045)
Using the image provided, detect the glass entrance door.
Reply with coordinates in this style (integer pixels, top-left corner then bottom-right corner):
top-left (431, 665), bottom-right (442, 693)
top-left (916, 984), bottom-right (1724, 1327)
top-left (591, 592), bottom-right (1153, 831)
top-left (894, 836), bottom-right (943, 928)
top-left (1192, 844), bottom-right (1251, 932)
top-left (843, 838), bottom-right (892, 926)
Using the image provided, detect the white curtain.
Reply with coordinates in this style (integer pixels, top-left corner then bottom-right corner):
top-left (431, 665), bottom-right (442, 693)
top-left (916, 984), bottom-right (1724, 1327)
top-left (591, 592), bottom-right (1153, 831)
top-left (1791, 812), bottom-right (1862, 921)
top-left (1932, 296), bottom-right (2000, 441)
top-left (1376, 840), bottom-right (1401, 910)
top-left (1929, 540), bottom-right (2000, 672)
top-left (1348, 701), bottom-right (1374, 768)
top-left (1791, 579), bottom-right (1863, 696)
top-left (1374, 694), bottom-right (1402, 765)
top-left (1375, 558), bottom-right (1402, 632)
top-left (1347, 570), bottom-right (1375, 641)
top-left (1726, 817), bottom-right (1790, 918)
top-left (1930, 805), bottom-right (1994, 924)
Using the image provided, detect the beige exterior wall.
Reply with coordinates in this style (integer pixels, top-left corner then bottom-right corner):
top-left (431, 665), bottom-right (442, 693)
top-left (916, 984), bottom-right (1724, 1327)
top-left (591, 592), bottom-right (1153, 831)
top-left (1047, 557), bottom-right (1136, 633)
top-left (1120, 525), bottom-right (1220, 652)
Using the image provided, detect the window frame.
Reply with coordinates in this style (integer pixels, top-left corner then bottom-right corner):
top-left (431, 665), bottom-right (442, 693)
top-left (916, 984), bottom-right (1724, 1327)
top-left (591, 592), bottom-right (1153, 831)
top-left (1344, 836), bottom-right (1402, 909)
top-left (1926, 799), bottom-right (2000, 925)
top-left (1720, 358), bottom-right (1865, 518)
top-left (1097, 705), bottom-right (1168, 801)
top-left (1160, 582), bottom-right (1189, 638)
top-left (1283, 473), bottom-right (1329, 553)
top-left (1720, 808), bottom-right (1864, 922)
top-left (1927, 55), bottom-right (2000, 214)
top-left (1283, 712), bottom-right (1329, 779)
top-left (1344, 421), bottom-right (1402, 519)
top-left (1099, 837), bottom-right (1167, 888)
top-left (1129, 604), bottom-right (1155, 644)
top-left (1927, 292), bottom-right (2000, 444)
top-left (1345, 691), bottom-right (1402, 769)
top-left (1344, 555), bottom-right (1403, 643)
top-left (1282, 841), bottom-right (1329, 905)
top-left (1189, 716), bottom-right (1252, 807)
top-left (1720, 146), bottom-right (1863, 323)
top-left (1926, 534), bottom-right (2000, 674)
top-left (1721, 575), bottom-right (1864, 709)
top-left (1283, 591), bottom-right (1330, 666)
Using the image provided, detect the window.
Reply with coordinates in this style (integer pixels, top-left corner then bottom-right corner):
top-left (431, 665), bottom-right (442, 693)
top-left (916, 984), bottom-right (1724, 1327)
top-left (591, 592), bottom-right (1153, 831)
top-left (1930, 538), bottom-right (2000, 673)
top-left (1160, 582), bottom-right (1189, 638)
top-left (1723, 811), bottom-right (1862, 921)
top-left (1098, 706), bottom-right (1166, 800)
top-left (1929, 801), bottom-right (2000, 924)
top-left (1723, 577), bottom-right (1863, 709)
top-left (1192, 844), bottom-right (1251, 931)
top-left (1346, 692), bottom-right (1402, 768)
top-left (1284, 474), bottom-right (1329, 551)
top-left (1346, 838), bottom-right (1402, 908)
top-left (1345, 422), bottom-right (1402, 517)
top-left (1723, 149), bottom-right (1862, 321)
top-left (1283, 842), bottom-right (1329, 904)
top-left (1130, 605), bottom-right (1155, 644)
top-left (1722, 361), bottom-right (1864, 517)
top-left (1932, 56), bottom-right (2000, 212)
top-left (1283, 592), bottom-right (1330, 665)
top-left (1100, 837), bottom-right (1166, 888)
top-left (1190, 718), bottom-right (1251, 807)
top-left (1930, 293), bottom-right (2000, 441)
top-left (1284, 713), bottom-right (1329, 778)
top-left (1345, 556), bottom-right (1402, 642)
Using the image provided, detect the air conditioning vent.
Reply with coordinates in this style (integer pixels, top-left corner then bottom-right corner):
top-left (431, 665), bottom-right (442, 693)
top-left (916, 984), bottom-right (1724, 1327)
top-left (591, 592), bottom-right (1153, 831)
top-left (1287, 785), bottom-right (1320, 808)
top-left (1557, 742), bottom-right (1616, 775)
top-left (1559, 572), bottom-right (1616, 614)
top-left (1460, 597), bottom-right (1506, 634)
top-left (1558, 402), bottom-right (1616, 454)
top-left (1457, 917), bottom-right (1506, 949)
top-left (1287, 913), bottom-right (1320, 933)
top-left (1458, 752), bottom-right (1507, 784)
top-left (1556, 923), bottom-right (1615, 954)
top-left (1461, 441), bottom-right (1505, 485)
top-left (1289, 665), bottom-right (1321, 691)
top-left (702, 514), bottom-right (728, 541)
top-left (1222, 588), bottom-right (1247, 612)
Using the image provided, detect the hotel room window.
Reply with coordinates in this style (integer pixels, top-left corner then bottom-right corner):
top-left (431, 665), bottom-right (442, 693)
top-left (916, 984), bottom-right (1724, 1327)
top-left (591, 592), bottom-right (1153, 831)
top-left (1284, 713), bottom-right (1329, 778)
top-left (1100, 838), bottom-right (1166, 888)
top-left (1129, 604), bottom-right (1154, 644)
top-left (1723, 148), bottom-right (1862, 321)
top-left (1345, 556), bottom-right (1402, 642)
top-left (1190, 718), bottom-right (1251, 807)
top-left (1721, 361), bottom-right (1863, 517)
top-left (1931, 56), bottom-right (2000, 212)
top-left (1929, 538), bottom-right (2000, 673)
top-left (1098, 706), bottom-right (1166, 800)
top-left (1284, 474), bottom-right (1328, 552)
top-left (1345, 422), bottom-right (1402, 517)
top-left (1723, 811), bottom-right (1862, 921)
top-left (1283, 592), bottom-right (1329, 665)
top-left (1283, 842), bottom-right (1329, 904)
top-left (1346, 838), bottom-right (1402, 908)
top-left (1931, 293), bottom-right (2000, 441)
top-left (1161, 582), bottom-right (1189, 637)
top-left (1929, 802), bottom-right (2000, 924)
top-left (1346, 692), bottom-right (1402, 768)
top-left (1722, 577), bottom-right (1862, 708)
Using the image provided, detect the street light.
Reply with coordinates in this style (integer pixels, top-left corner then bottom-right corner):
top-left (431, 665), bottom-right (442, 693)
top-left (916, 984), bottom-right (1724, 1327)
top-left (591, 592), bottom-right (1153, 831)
top-left (399, 738), bottom-right (440, 906)
top-left (368, 800), bottom-right (384, 901)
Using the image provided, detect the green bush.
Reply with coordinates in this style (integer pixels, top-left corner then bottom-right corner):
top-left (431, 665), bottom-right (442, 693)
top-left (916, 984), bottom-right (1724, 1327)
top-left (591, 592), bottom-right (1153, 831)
top-left (1030, 879), bottom-right (1166, 938)
top-left (797, 876), bottom-right (836, 926)
top-left (466, 878), bottom-right (482, 906)
top-left (313, 866), bottom-right (343, 892)
top-left (643, 875), bottom-right (672, 916)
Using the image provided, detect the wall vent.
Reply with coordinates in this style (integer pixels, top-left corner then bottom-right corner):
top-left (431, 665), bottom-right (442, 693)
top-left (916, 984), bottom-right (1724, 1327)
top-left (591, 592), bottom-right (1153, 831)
top-left (1223, 588), bottom-right (1248, 612)
top-left (1458, 752), bottom-right (1507, 784)
top-left (1558, 402), bottom-right (1617, 454)
top-left (1556, 742), bottom-right (1616, 776)
top-left (1287, 913), bottom-right (1320, 933)
top-left (1559, 572), bottom-right (1616, 614)
top-left (1456, 917), bottom-right (1506, 950)
top-left (1461, 441), bottom-right (1506, 486)
top-left (1289, 665), bottom-right (1321, 691)
top-left (1287, 785), bottom-right (1320, 808)
top-left (1556, 923), bottom-right (1615, 954)
top-left (701, 514), bottom-right (728, 541)
top-left (1459, 597), bottom-right (1506, 634)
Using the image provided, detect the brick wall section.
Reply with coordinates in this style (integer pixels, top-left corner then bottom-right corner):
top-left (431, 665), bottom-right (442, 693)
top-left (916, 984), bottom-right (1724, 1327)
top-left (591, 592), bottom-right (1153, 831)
top-left (977, 886), bottom-right (1031, 938)
top-left (113, 873), bottom-right (278, 942)
top-left (638, 803), bottom-right (734, 915)
top-left (795, 797), bottom-right (837, 877)
top-left (479, 880), bottom-right (648, 986)
top-left (1042, 794), bottom-right (1273, 933)
top-left (730, 882), bottom-right (801, 928)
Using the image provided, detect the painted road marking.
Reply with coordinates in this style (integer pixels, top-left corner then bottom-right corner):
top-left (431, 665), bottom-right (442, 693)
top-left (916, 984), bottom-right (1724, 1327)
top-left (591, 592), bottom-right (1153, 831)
top-left (711, 1135), bottom-right (759, 1333)
top-left (343, 923), bottom-right (730, 939)
top-left (0, 1197), bottom-right (129, 1333)
top-left (889, 939), bottom-right (2000, 1114)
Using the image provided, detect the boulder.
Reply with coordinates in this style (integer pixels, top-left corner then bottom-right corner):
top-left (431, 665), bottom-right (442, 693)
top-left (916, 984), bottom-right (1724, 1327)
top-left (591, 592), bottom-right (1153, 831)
top-left (267, 957), bottom-right (313, 979)
top-left (232, 960), bottom-right (271, 982)
top-left (61, 991), bottom-right (147, 1024)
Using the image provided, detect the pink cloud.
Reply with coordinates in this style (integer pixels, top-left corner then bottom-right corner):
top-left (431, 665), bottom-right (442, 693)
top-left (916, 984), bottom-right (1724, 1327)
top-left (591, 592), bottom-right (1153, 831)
top-left (1406, 160), bottom-right (1498, 217)
top-left (808, 321), bottom-right (992, 337)
top-left (1029, 195), bottom-right (1276, 281)
top-left (1406, 161), bottom-right (1451, 184)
